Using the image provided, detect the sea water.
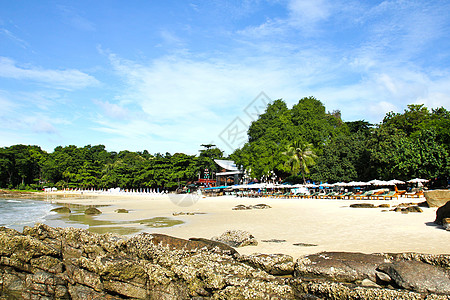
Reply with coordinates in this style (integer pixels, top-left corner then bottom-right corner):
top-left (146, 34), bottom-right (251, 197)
top-left (0, 198), bottom-right (58, 232)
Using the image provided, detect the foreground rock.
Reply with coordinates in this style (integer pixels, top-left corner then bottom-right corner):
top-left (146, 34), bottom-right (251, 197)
top-left (0, 224), bottom-right (292, 299)
top-left (212, 229), bottom-right (258, 247)
top-left (1, 225), bottom-right (450, 299)
top-left (239, 253), bottom-right (295, 275)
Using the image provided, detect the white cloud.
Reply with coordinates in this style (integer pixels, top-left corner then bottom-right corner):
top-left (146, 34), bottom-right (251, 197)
top-left (0, 57), bottom-right (99, 90)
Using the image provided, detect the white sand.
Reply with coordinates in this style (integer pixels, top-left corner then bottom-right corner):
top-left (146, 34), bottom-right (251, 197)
top-left (48, 192), bottom-right (448, 259)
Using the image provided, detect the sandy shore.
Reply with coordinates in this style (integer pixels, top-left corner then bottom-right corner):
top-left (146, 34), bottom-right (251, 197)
top-left (45, 192), bottom-right (448, 259)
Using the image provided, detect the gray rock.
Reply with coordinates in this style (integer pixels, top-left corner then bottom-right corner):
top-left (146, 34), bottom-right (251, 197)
top-left (115, 208), bottom-right (128, 213)
top-left (239, 253), bottom-right (294, 275)
top-left (377, 260), bottom-right (450, 295)
top-left (295, 252), bottom-right (390, 282)
top-left (211, 230), bottom-right (258, 247)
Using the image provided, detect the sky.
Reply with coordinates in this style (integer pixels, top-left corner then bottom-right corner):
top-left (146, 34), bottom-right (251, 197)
top-left (1, 0), bottom-right (449, 155)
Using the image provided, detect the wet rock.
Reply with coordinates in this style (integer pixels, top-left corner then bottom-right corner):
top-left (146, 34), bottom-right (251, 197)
top-left (114, 208), bottom-right (128, 213)
top-left (239, 253), bottom-right (295, 275)
top-left (378, 204), bottom-right (390, 208)
top-left (85, 207), bottom-right (102, 215)
top-left (212, 230), bottom-right (258, 247)
top-left (350, 203), bottom-right (375, 208)
top-left (295, 252), bottom-right (390, 282)
top-left (188, 237), bottom-right (239, 257)
top-left (51, 206), bottom-right (71, 213)
top-left (377, 260), bottom-right (450, 295)
top-left (435, 201), bottom-right (450, 225)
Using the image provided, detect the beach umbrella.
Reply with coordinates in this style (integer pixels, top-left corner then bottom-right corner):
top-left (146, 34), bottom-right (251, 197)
top-left (368, 179), bottom-right (390, 186)
top-left (319, 183), bottom-right (333, 187)
top-left (265, 183), bottom-right (276, 188)
top-left (407, 178), bottom-right (429, 183)
top-left (387, 179), bottom-right (405, 185)
top-left (333, 182), bottom-right (347, 186)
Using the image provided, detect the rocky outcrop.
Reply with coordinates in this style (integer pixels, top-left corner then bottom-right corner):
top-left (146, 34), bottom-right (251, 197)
top-left (0, 224), bottom-right (293, 299)
top-left (1, 225), bottom-right (450, 299)
top-left (435, 201), bottom-right (450, 225)
top-left (425, 190), bottom-right (450, 207)
top-left (239, 253), bottom-right (295, 275)
top-left (211, 229), bottom-right (258, 247)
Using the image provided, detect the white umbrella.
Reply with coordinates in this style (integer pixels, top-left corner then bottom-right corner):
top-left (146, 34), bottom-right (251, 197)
top-left (346, 181), bottom-right (370, 186)
top-left (369, 179), bottom-right (393, 186)
top-left (319, 183), bottom-right (333, 187)
top-left (407, 178), bottom-right (429, 183)
top-left (387, 179), bottom-right (405, 185)
top-left (333, 182), bottom-right (347, 186)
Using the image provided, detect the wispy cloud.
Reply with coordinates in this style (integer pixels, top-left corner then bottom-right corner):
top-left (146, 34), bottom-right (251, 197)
top-left (0, 57), bottom-right (99, 90)
top-left (0, 28), bottom-right (29, 49)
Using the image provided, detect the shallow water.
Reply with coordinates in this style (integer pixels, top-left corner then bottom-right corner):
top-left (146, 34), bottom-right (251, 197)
top-left (0, 195), bottom-right (184, 235)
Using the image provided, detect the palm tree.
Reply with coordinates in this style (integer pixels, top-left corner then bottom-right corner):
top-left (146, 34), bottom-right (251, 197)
top-left (283, 140), bottom-right (317, 184)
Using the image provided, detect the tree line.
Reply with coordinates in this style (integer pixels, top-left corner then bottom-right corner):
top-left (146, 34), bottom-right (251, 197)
top-left (0, 144), bottom-right (223, 190)
top-left (0, 97), bottom-right (448, 190)
top-left (231, 97), bottom-right (449, 187)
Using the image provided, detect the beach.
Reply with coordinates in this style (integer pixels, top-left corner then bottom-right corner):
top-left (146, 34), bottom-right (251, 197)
top-left (46, 192), bottom-right (449, 258)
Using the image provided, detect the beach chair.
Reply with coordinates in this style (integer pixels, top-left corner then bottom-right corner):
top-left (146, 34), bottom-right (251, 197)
top-left (352, 190), bottom-right (374, 200)
top-left (381, 191), bottom-right (398, 200)
top-left (370, 190), bottom-right (388, 200)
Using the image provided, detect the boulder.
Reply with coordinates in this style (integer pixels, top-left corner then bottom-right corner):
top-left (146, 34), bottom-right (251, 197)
top-left (212, 230), bottom-right (258, 247)
top-left (435, 201), bottom-right (450, 225)
top-left (239, 253), bottom-right (294, 275)
top-left (425, 190), bottom-right (450, 207)
top-left (84, 207), bottom-right (102, 215)
top-left (50, 206), bottom-right (71, 213)
top-left (377, 260), bottom-right (450, 295)
top-left (114, 208), bottom-right (128, 213)
top-left (295, 252), bottom-right (390, 282)
top-left (407, 205), bottom-right (423, 213)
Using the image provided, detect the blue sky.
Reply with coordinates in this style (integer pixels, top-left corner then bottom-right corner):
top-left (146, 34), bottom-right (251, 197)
top-left (1, 1), bottom-right (449, 155)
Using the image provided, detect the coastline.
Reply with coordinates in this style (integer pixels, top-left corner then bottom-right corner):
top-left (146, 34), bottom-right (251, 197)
top-left (38, 191), bottom-right (448, 258)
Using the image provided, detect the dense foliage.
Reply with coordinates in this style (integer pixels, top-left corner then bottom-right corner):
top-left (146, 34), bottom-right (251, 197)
top-left (231, 98), bottom-right (449, 185)
top-left (0, 144), bottom-right (222, 190)
top-left (0, 99), bottom-right (448, 190)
